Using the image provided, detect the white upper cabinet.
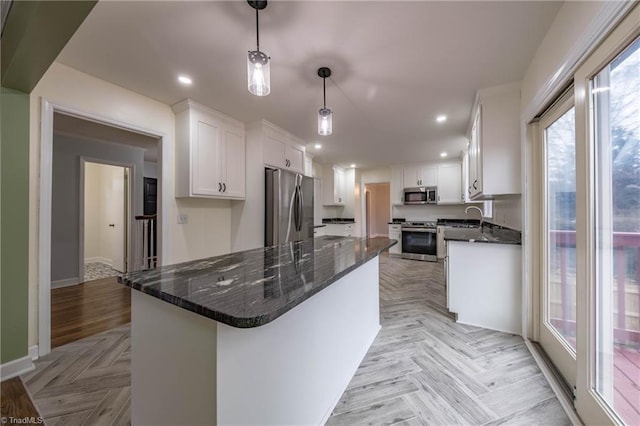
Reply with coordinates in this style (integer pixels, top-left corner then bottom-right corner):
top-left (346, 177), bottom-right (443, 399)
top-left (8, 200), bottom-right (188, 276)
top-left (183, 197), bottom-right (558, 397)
top-left (467, 82), bottom-right (521, 199)
top-left (404, 165), bottom-right (437, 187)
top-left (437, 163), bottom-right (462, 204)
top-left (173, 99), bottom-right (245, 199)
top-left (323, 165), bottom-right (346, 205)
top-left (390, 166), bottom-right (405, 205)
top-left (262, 123), bottom-right (305, 174)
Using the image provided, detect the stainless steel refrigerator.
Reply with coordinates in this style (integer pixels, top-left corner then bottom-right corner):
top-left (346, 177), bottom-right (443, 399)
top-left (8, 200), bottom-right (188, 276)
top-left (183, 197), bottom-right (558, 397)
top-left (265, 168), bottom-right (314, 246)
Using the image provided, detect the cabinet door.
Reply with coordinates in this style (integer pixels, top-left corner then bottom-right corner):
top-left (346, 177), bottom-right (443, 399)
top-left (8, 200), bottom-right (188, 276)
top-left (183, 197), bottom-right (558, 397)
top-left (192, 119), bottom-right (223, 196)
top-left (420, 166), bottom-right (437, 187)
top-left (403, 166), bottom-right (420, 186)
top-left (469, 106), bottom-right (482, 198)
top-left (285, 144), bottom-right (304, 173)
top-left (390, 166), bottom-right (405, 205)
top-left (388, 225), bottom-right (402, 254)
top-left (222, 127), bottom-right (245, 198)
top-left (263, 131), bottom-right (286, 169)
top-left (437, 163), bottom-right (462, 204)
top-left (334, 167), bottom-right (345, 204)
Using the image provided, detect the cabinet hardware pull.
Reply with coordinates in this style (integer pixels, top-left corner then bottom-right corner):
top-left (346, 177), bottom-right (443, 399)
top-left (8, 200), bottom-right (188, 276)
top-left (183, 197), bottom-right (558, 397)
top-left (473, 180), bottom-right (477, 190)
top-left (223, 183), bottom-right (226, 192)
top-left (108, 224), bottom-right (115, 227)
top-left (218, 182), bottom-right (222, 192)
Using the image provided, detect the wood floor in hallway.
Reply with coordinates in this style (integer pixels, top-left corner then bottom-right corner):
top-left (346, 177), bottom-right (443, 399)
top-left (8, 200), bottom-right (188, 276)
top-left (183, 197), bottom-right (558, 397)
top-left (22, 254), bottom-right (570, 425)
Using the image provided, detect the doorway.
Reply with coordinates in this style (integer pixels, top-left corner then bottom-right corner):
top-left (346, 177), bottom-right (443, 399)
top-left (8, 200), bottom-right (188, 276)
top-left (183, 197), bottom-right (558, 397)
top-left (364, 183), bottom-right (391, 238)
top-left (83, 161), bottom-right (131, 280)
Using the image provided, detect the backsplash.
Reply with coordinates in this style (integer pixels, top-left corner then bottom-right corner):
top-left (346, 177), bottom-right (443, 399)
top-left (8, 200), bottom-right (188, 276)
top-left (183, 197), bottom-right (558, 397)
top-left (491, 195), bottom-right (522, 231)
top-left (391, 204), bottom-right (470, 221)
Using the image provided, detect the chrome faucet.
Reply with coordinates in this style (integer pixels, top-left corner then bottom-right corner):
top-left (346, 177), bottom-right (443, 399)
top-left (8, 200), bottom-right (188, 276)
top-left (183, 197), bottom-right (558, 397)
top-left (465, 205), bottom-right (484, 229)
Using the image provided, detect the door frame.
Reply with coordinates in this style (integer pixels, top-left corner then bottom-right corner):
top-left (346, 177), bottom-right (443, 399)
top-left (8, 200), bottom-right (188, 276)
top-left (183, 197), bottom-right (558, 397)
top-left (39, 99), bottom-right (166, 357)
top-left (79, 158), bottom-right (135, 280)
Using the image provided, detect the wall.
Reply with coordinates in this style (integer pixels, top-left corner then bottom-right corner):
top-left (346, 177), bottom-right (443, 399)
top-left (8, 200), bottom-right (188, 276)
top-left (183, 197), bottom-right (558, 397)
top-left (29, 63), bottom-right (232, 347)
top-left (143, 161), bottom-right (157, 179)
top-left (365, 183), bottom-right (390, 237)
top-left (1, 87), bottom-right (30, 364)
top-left (492, 196), bottom-right (522, 230)
top-left (51, 134), bottom-right (143, 282)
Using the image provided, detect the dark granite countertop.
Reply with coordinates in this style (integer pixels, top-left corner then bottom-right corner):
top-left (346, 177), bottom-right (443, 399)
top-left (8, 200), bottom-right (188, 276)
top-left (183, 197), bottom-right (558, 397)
top-left (118, 236), bottom-right (396, 328)
top-left (444, 225), bottom-right (521, 245)
top-left (437, 218), bottom-right (481, 228)
top-left (322, 218), bottom-right (355, 224)
top-left (313, 224), bottom-right (327, 228)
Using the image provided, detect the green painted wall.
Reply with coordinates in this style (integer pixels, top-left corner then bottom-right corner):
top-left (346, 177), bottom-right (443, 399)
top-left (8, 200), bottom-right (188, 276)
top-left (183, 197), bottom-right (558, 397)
top-left (0, 87), bottom-right (30, 363)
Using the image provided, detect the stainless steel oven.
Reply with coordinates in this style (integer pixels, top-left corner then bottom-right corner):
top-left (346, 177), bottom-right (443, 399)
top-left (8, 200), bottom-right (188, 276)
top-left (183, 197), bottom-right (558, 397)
top-left (401, 222), bottom-right (437, 262)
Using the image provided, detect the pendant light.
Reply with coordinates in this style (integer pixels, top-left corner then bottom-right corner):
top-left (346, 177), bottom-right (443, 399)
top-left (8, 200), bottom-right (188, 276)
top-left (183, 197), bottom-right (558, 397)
top-left (247, 0), bottom-right (270, 96)
top-left (317, 67), bottom-right (333, 136)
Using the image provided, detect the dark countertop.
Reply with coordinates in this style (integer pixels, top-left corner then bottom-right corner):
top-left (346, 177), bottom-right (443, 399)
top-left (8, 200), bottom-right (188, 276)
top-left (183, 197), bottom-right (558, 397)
top-left (313, 224), bottom-right (326, 228)
top-left (322, 218), bottom-right (355, 224)
top-left (444, 226), bottom-right (521, 245)
top-left (118, 236), bottom-right (396, 328)
top-left (437, 219), bottom-right (481, 228)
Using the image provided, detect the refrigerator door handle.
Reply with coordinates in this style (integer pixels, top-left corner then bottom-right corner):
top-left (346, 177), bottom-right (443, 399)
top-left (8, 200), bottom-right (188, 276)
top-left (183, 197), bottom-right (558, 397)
top-left (293, 185), bottom-right (301, 232)
top-left (298, 186), bottom-right (304, 232)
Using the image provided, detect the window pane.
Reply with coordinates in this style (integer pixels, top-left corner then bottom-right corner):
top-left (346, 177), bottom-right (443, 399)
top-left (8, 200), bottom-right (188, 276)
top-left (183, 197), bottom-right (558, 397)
top-left (545, 106), bottom-right (577, 352)
top-left (593, 36), bottom-right (640, 426)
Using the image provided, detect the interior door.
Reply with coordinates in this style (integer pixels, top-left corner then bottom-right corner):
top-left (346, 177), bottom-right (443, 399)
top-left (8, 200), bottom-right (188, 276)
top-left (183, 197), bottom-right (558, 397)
top-left (105, 165), bottom-right (127, 272)
top-left (539, 92), bottom-right (577, 388)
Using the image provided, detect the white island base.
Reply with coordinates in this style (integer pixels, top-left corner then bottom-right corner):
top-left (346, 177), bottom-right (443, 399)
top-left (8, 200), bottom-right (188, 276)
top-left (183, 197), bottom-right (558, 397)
top-left (131, 257), bottom-right (381, 425)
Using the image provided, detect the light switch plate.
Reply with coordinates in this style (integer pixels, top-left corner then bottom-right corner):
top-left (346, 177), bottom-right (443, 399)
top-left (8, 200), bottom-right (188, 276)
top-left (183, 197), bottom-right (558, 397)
top-left (177, 213), bottom-right (188, 224)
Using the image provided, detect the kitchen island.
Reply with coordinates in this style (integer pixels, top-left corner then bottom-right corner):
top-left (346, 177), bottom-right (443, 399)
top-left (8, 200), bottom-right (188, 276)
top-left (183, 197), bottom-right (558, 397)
top-left (119, 236), bottom-right (395, 426)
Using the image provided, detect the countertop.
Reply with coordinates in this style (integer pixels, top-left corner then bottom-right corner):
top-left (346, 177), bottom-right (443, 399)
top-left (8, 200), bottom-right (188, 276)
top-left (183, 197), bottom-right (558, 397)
top-left (118, 236), bottom-right (396, 328)
top-left (444, 225), bottom-right (521, 245)
top-left (322, 218), bottom-right (355, 224)
top-left (313, 224), bottom-right (326, 228)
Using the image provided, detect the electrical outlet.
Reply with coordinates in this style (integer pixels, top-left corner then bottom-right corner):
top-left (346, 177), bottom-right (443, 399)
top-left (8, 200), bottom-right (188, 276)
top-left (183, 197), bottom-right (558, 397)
top-left (177, 213), bottom-right (188, 224)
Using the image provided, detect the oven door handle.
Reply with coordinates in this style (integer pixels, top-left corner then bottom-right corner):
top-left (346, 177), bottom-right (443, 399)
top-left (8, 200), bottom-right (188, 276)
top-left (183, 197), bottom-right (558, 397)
top-left (401, 228), bottom-right (436, 233)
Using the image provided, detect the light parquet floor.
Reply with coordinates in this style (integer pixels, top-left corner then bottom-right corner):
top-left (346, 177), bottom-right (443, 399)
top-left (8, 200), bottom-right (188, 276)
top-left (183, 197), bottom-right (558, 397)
top-left (22, 254), bottom-right (570, 425)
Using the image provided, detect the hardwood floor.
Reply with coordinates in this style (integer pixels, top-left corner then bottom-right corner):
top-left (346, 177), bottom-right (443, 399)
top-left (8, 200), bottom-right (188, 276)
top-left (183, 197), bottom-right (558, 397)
top-left (51, 277), bottom-right (131, 348)
top-left (1, 377), bottom-right (42, 423)
top-left (22, 254), bottom-right (570, 425)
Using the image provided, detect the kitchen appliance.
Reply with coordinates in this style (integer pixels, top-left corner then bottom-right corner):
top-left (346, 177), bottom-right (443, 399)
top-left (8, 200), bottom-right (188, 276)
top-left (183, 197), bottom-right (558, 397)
top-left (401, 221), bottom-right (437, 261)
top-left (403, 187), bottom-right (437, 205)
top-left (265, 167), bottom-right (314, 246)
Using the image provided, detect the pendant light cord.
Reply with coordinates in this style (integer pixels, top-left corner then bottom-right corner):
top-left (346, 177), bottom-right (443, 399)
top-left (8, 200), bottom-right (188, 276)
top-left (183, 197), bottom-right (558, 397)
top-left (323, 77), bottom-right (327, 108)
top-left (256, 8), bottom-right (260, 51)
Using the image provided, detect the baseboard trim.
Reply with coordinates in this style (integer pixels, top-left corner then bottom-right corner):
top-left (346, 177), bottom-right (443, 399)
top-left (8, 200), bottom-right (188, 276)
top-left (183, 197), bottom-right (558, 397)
top-left (29, 345), bottom-right (39, 361)
top-left (524, 340), bottom-right (582, 426)
top-left (51, 277), bottom-right (80, 289)
top-left (0, 354), bottom-right (35, 381)
top-left (85, 257), bottom-right (113, 266)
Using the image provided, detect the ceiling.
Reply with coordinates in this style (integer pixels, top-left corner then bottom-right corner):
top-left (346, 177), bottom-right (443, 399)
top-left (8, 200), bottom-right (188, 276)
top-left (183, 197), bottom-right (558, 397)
top-left (56, 1), bottom-right (562, 169)
top-left (54, 112), bottom-right (159, 162)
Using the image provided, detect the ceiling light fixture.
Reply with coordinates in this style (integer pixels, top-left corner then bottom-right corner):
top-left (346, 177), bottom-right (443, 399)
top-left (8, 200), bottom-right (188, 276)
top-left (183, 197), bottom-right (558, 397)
top-left (440, 152), bottom-right (447, 158)
top-left (247, 0), bottom-right (270, 96)
top-left (314, 143), bottom-right (322, 149)
top-left (350, 164), bottom-right (356, 168)
top-left (178, 75), bottom-right (192, 85)
top-left (317, 67), bottom-right (333, 136)
top-left (436, 115), bottom-right (447, 123)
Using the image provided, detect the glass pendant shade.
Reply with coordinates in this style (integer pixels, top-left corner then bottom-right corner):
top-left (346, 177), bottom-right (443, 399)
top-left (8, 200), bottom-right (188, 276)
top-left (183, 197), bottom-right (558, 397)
top-left (247, 50), bottom-right (270, 96)
top-left (318, 107), bottom-right (333, 136)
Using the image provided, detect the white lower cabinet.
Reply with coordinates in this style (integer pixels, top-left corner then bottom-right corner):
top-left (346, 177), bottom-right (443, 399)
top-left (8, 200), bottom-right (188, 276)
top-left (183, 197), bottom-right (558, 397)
top-left (388, 224), bottom-right (402, 255)
top-left (324, 223), bottom-right (354, 237)
top-left (314, 227), bottom-right (326, 237)
top-left (436, 226), bottom-right (453, 259)
top-left (447, 241), bottom-right (522, 334)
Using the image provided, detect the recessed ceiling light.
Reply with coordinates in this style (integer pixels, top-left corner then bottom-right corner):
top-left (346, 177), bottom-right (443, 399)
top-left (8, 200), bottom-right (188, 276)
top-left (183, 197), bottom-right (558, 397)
top-left (350, 164), bottom-right (356, 168)
top-left (436, 115), bottom-right (447, 123)
top-left (314, 143), bottom-right (322, 149)
top-left (178, 75), bottom-right (193, 85)
top-left (440, 152), bottom-right (447, 158)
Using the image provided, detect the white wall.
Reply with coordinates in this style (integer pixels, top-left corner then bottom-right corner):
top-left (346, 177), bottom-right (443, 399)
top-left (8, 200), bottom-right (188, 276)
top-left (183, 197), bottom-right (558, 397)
top-left (143, 161), bottom-right (158, 179)
top-left (29, 63), bottom-right (232, 347)
top-left (51, 133), bottom-right (144, 282)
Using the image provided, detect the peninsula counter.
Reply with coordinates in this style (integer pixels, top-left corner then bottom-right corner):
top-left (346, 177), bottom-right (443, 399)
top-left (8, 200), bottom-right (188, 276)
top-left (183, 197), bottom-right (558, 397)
top-left (119, 236), bottom-right (395, 425)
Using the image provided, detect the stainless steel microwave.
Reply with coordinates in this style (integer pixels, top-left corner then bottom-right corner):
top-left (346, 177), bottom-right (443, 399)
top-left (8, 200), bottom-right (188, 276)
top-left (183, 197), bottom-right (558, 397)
top-left (403, 187), bottom-right (437, 205)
